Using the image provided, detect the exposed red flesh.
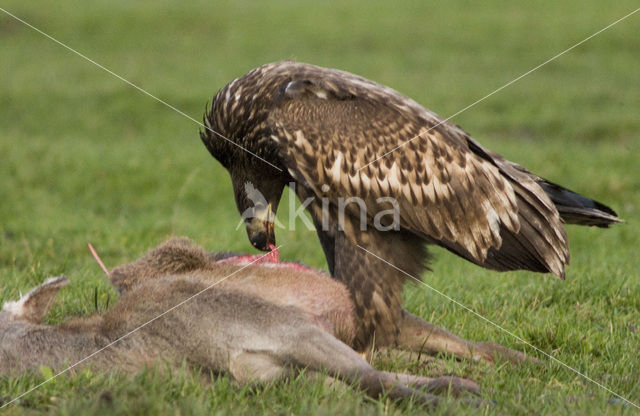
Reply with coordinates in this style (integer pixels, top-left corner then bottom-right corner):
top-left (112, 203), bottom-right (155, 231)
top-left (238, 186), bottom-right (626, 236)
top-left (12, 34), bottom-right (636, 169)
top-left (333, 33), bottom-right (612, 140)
top-left (266, 242), bottom-right (279, 262)
top-left (215, 253), bottom-right (317, 273)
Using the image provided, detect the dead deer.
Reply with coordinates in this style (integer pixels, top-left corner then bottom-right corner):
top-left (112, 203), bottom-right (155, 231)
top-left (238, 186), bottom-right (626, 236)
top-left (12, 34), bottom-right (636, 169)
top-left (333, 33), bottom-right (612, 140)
top-left (0, 238), bottom-right (480, 407)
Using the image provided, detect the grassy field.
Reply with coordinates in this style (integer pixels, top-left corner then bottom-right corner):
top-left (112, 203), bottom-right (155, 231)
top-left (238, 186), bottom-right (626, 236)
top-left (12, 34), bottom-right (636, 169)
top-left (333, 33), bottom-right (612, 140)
top-left (1, 0), bottom-right (639, 414)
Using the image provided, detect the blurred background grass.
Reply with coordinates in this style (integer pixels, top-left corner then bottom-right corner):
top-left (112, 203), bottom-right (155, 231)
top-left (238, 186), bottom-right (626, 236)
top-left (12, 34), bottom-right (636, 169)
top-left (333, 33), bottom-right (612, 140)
top-left (0, 1), bottom-right (638, 414)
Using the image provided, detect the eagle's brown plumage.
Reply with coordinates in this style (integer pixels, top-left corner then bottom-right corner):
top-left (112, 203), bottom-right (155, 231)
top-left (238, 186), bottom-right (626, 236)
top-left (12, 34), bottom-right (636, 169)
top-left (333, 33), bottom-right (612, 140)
top-left (201, 61), bottom-right (620, 350)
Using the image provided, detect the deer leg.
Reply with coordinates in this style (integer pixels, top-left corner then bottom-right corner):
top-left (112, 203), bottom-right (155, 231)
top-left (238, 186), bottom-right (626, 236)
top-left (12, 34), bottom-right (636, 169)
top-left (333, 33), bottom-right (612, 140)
top-left (273, 324), bottom-right (481, 407)
top-left (226, 325), bottom-right (444, 406)
top-left (229, 351), bottom-right (293, 385)
top-left (378, 372), bottom-right (480, 397)
top-left (395, 310), bottom-right (535, 364)
top-left (322, 372), bottom-right (479, 398)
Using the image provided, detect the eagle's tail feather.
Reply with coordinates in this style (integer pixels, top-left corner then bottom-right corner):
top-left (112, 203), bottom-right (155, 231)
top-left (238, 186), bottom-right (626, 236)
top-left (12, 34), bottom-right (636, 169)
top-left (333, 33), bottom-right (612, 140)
top-left (537, 180), bottom-right (622, 228)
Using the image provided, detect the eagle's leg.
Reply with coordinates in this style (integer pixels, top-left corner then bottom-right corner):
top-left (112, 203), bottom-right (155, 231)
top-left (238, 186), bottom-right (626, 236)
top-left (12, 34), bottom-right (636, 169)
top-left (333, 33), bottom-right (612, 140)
top-left (332, 229), bottom-right (405, 352)
top-left (309, 195), bottom-right (531, 364)
top-left (306, 198), bottom-right (394, 350)
top-left (329, 218), bottom-right (428, 353)
top-left (395, 310), bottom-right (534, 364)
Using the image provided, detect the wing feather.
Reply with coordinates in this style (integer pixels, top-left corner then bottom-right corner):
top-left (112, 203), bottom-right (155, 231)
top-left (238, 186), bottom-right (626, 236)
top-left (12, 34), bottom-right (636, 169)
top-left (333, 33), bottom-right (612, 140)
top-left (253, 61), bottom-right (569, 277)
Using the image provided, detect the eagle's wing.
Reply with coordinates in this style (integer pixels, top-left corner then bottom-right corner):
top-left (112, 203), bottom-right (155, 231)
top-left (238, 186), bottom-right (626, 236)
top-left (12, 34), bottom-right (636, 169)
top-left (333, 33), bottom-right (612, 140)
top-left (266, 66), bottom-right (569, 277)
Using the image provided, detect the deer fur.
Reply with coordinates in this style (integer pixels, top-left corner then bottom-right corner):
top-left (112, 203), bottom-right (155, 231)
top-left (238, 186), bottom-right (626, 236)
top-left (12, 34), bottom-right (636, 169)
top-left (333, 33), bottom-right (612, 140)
top-left (0, 238), bottom-right (480, 406)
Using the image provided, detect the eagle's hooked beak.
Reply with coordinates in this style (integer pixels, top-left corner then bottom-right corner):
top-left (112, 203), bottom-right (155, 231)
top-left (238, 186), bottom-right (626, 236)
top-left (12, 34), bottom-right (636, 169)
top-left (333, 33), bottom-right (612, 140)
top-left (246, 203), bottom-right (276, 252)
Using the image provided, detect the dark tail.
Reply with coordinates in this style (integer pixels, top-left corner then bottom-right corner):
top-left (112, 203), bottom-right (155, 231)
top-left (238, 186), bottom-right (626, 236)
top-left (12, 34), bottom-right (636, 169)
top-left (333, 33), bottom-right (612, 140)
top-left (538, 180), bottom-right (622, 228)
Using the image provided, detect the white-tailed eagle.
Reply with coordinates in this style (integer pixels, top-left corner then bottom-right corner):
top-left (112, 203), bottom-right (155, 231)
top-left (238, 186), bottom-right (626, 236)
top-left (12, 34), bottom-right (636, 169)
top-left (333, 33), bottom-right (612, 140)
top-left (201, 61), bottom-right (620, 352)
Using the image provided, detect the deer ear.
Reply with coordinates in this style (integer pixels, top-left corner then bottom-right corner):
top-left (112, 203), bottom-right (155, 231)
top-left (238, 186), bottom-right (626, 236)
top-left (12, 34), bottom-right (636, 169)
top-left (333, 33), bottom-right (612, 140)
top-left (2, 276), bottom-right (69, 323)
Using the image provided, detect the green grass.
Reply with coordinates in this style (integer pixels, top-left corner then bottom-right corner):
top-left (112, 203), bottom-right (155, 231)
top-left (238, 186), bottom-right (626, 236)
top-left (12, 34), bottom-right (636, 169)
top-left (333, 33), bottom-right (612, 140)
top-left (1, 0), bottom-right (639, 414)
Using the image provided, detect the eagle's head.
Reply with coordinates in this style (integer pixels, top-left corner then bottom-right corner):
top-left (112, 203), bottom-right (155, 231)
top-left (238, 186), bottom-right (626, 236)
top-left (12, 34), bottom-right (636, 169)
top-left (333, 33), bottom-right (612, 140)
top-left (200, 130), bottom-right (285, 252)
top-left (233, 174), bottom-right (284, 251)
top-left (200, 69), bottom-right (288, 252)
